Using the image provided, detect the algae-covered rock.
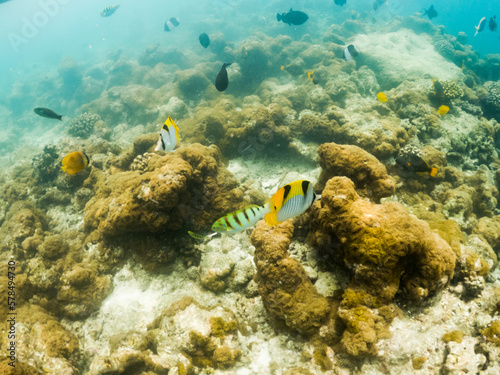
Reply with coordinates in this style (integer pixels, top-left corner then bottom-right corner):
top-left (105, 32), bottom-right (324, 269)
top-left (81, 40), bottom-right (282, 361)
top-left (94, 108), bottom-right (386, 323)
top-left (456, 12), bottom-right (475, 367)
top-left (472, 216), bottom-right (500, 254)
top-left (0, 304), bottom-right (80, 372)
top-left (309, 176), bottom-right (456, 304)
top-left (308, 176), bottom-right (455, 356)
top-left (250, 221), bottom-right (333, 335)
top-left (57, 264), bottom-right (112, 319)
top-left (316, 142), bottom-right (396, 202)
top-left (84, 143), bottom-right (245, 240)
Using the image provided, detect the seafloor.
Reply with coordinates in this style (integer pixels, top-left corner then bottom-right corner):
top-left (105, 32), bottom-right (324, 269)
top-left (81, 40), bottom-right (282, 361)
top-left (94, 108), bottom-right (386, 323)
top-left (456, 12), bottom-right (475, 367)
top-left (1, 12), bottom-right (500, 375)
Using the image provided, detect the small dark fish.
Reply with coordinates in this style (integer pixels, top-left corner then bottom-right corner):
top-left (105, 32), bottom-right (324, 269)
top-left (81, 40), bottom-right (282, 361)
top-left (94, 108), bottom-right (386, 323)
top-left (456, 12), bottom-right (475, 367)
top-left (164, 17), bottom-right (180, 32)
top-left (433, 79), bottom-right (444, 98)
top-left (489, 15), bottom-right (497, 32)
top-left (334, 0), bottom-right (346, 6)
top-left (199, 33), bottom-right (210, 48)
top-left (396, 154), bottom-right (438, 177)
top-left (423, 5), bottom-right (437, 20)
top-left (276, 9), bottom-right (309, 26)
top-left (215, 63), bottom-right (231, 92)
top-left (475, 17), bottom-right (486, 37)
top-left (34, 108), bottom-right (63, 121)
top-left (343, 44), bottom-right (359, 60)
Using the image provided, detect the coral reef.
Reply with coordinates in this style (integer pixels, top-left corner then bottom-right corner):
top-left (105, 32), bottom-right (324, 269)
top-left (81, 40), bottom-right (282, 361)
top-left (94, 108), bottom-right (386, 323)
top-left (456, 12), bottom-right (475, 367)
top-left (308, 177), bottom-right (456, 355)
top-left (316, 142), bottom-right (396, 202)
top-left (67, 112), bottom-right (102, 139)
top-left (32, 145), bottom-right (60, 183)
top-left (250, 221), bottom-right (335, 335)
top-left (440, 80), bottom-right (465, 100)
top-left (84, 143), bottom-right (246, 240)
top-left (483, 81), bottom-right (500, 121)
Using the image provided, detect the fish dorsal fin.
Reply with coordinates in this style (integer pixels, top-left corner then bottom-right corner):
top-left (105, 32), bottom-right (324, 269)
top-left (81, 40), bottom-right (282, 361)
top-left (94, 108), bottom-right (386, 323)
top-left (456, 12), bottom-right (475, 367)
top-left (168, 116), bottom-right (180, 143)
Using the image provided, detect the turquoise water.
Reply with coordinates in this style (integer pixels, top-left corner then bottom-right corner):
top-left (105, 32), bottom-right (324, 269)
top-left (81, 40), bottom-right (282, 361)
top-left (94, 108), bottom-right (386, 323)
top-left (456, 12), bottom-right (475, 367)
top-left (2, 1), bottom-right (498, 97)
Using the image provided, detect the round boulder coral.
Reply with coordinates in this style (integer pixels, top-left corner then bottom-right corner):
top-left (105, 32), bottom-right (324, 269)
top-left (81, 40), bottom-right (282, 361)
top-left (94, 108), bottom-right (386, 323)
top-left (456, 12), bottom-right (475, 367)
top-left (316, 142), bottom-right (396, 202)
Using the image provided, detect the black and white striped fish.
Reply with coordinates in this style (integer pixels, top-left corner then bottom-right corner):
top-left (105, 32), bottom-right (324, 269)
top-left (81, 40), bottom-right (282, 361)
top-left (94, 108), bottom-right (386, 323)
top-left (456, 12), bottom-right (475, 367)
top-left (154, 116), bottom-right (179, 152)
top-left (101, 5), bottom-right (120, 17)
top-left (164, 17), bottom-right (180, 32)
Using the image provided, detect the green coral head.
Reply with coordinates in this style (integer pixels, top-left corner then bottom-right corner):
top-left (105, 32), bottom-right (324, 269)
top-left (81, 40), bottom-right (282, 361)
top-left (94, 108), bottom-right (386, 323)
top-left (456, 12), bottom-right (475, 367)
top-left (212, 218), bottom-right (228, 233)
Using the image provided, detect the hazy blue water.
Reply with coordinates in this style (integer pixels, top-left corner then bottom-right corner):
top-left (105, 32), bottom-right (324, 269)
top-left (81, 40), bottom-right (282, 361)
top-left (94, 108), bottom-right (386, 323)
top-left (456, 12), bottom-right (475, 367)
top-left (0, 0), bottom-right (498, 140)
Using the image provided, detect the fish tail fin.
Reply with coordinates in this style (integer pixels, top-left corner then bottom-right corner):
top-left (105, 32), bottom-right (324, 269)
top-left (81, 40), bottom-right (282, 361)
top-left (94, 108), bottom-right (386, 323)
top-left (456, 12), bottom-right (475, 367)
top-left (265, 212), bottom-right (280, 226)
top-left (259, 204), bottom-right (272, 218)
top-left (58, 115), bottom-right (63, 121)
top-left (430, 167), bottom-right (438, 177)
top-left (276, 13), bottom-right (281, 22)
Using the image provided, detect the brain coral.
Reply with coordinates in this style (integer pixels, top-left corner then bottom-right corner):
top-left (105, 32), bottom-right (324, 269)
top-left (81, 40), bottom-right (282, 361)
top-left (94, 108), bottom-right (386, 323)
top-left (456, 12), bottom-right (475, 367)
top-left (316, 142), bottom-right (395, 202)
top-left (308, 177), bottom-right (456, 355)
top-left (84, 143), bottom-right (245, 241)
top-left (309, 176), bottom-right (456, 304)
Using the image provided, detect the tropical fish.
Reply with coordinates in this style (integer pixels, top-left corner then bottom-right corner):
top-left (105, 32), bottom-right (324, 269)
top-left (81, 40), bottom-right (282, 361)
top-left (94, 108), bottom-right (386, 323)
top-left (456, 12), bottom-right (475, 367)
top-left (334, 0), bottom-right (346, 6)
top-left (212, 205), bottom-right (268, 234)
top-left (280, 65), bottom-right (285, 70)
top-left (101, 5), bottom-right (119, 17)
top-left (377, 92), bottom-right (388, 102)
top-left (164, 17), bottom-right (180, 32)
top-left (433, 79), bottom-right (444, 98)
top-left (276, 9), bottom-right (309, 26)
top-left (189, 204), bottom-right (268, 239)
top-left (343, 44), bottom-right (359, 60)
top-left (264, 180), bottom-right (317, 226)
top-left (423, 5), bottom-right (437, 20)
top-left (474, 17), bottom-right (486, 37)
top-left (437, 105), bottom-right (449, 115)
top-left (396, 154), bottom-right (438, 177)
top-left (215, 63), bottom-right (231, 92)
top-left (61, 151), bottom-right (89, 175)
top-left (34, 107), bottom-right (63, 121)
top-left (307, 71), bottom-right (314, 82)
top-left (489, 16), bottom-right (497, 32)
top-left (154, 116), bottom-right (179, 152)
top-left (199, 33), bottom-right (210, 48)
top-left (373, 0), bottom-right (386, 11)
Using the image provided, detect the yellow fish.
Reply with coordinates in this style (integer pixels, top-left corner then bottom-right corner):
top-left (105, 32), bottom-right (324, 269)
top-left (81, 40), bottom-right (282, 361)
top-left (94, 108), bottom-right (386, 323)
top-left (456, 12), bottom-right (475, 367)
top-left (307, 71), bottom-right (314, 81)
top-left (61, 151), bottom-right (89, 175)
top-left (264, 180), bottom-right (317, 226)
top-left (437, 105), bottom-right (449, 115)
top-left (377, 92), bottom-right (388, 102)
top-left (280, 65), bottom-right (285, 70)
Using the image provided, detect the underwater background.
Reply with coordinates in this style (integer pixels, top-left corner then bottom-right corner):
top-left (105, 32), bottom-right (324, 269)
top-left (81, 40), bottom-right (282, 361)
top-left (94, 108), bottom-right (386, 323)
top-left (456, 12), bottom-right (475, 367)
top-left (1, 0), bottom-right (500, 373)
